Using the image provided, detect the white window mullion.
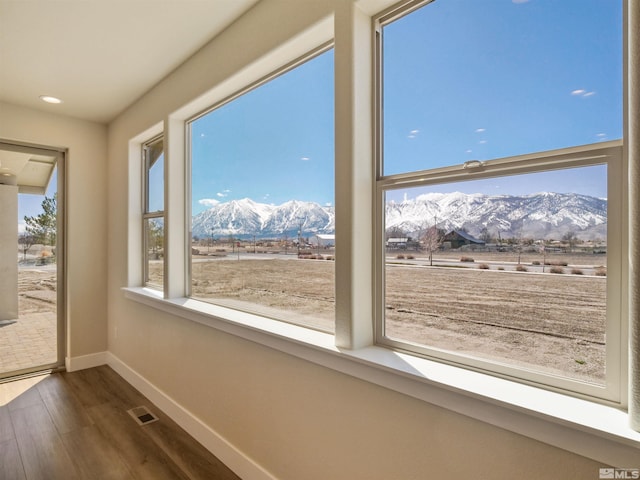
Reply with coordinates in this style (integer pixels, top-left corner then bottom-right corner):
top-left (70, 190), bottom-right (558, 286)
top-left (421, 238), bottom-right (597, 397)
top-left (334, 2), bottom-right (374, 349)
top-left (164, 117), bottom-right (187, 299)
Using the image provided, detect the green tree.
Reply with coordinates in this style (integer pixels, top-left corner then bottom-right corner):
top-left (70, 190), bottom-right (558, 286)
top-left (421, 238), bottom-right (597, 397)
top-left (24, 193), bottom-right (57, 247)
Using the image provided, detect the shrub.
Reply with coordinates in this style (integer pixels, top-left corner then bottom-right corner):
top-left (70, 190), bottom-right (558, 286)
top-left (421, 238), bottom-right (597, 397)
top-left (595, 267), bottom-right (607, 277)
top-left (571, 268), bottom-right (584, 275)
top-left (550, 266), bottom-right (564, 274)
top-left (406, 255), bottom-right (415, 260)
top-left (515, 264), bottom-right (528, 272)
top-left (397, 254), bottom-right (405, 259)
top-left (460, 256), bottom-right (474, 262)
top-left (532, 260), bottom-right (540, 265)
top-left (545, 260), bottom-right (568, 267)
top-left (478, 263), bottom-right (490, 270)
top-left (497, 266), bottom-right (504, 271)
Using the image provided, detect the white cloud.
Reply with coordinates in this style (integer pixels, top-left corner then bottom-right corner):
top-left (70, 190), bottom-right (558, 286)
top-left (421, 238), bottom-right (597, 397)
top-left (475, 128), bottom-right (486, 133)
top-left (479, 140), bottom-right (487, 144)
top-left (301, 157), bottom-right (310, 161)
top-left (466, 149), bottom-right (473, 153)
top-left (410, 129), bottom-right (419, 134)
top-left (199, 198), bottom-right (220, 207)
top-left (596, 133), bottom-right (607, 137)
top-left (571, 89), bottom-right (596, 98)
top-left (512, 0), bottom-right (530, 3)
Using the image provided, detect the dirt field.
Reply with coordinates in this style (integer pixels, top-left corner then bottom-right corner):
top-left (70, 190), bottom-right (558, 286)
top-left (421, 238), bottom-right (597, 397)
top-left (17, 267), bottom-right (57, 314)
top-left (189, 252), bottom-right (606, 384)
top-left (15, 250), bottom-right (606, 384)
top-left (384, 264), bottom-right (605, 383)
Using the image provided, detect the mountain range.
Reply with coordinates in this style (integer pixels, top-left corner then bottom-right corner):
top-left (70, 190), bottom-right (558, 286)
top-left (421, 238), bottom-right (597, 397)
top-left (191, 192), bottom-right (607, 241)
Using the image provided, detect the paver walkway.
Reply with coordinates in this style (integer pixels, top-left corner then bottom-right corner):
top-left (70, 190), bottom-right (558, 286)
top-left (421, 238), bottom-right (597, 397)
top-left (0, 311), bottom-right (57, 375)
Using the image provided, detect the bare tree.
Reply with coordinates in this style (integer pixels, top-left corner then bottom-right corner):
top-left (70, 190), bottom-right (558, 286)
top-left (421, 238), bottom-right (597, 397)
top-left (18, 233), bottom-right (36, 261)
top-left (562, 230), bottom-right (578, 253)
top-left (421, 220), bottom-right (444, 266)
top-left (479, 226), bottom-right (492, 244)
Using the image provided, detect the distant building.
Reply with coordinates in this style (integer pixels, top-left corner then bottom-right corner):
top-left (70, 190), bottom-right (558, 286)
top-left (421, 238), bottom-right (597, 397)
top-left (315, 234), bottom-right (335, 248)
top-left (443, 230), bottom-right (485, 249)
top-left (386, 237), bottom-right (408, 249)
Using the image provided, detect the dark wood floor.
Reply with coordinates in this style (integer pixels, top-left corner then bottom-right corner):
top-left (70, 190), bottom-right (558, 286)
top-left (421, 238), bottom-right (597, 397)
top-left (0, 365), bottom-right (241, 480)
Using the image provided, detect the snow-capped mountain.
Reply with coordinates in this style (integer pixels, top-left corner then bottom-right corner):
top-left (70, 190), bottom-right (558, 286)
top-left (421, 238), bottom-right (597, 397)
top-left (192, 198), bottom-right (335, 239)
top-left (191, 192), bottom-right (606, 240)
top-left (385, 191), bottom-right (607, 241)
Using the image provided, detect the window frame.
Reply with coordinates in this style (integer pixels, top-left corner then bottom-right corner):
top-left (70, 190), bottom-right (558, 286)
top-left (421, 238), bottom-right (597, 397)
top-left (184, 42), bottom-right (336, 329)
top-left (373, 0), bottom-right (626, 404)
top-left (375, 142), bottom-right (624, 403)
top-left (142, 134), bottom-right (165, 290)
top-left (122, 0), bottom-right (640, 465)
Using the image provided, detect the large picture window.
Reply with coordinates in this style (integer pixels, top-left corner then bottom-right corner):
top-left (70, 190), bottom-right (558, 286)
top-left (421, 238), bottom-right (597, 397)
top-left (188, 47), bottom-right (335, 332)
top-left (376, 0), bottom-right (623, 400)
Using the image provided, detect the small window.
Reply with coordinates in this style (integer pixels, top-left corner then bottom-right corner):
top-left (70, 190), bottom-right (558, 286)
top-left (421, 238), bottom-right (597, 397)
top-left (188, 48), bottom-right (335, 332)
top-left (143, 136), bottom-right (165, 290)
top-left (376, 0), bottom-right (623, 400)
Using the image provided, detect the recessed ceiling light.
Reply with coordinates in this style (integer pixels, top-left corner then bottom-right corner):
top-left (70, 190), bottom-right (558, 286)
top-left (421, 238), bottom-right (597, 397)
top-left (39, 95), bottom-right (63, 104)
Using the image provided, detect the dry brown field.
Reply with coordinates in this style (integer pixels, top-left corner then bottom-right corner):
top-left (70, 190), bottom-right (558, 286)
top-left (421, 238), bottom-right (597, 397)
top-left (14, 248), bottom-right (607, 384)
top-left (132, 250), bottom-right (610, 384)
top-left (17, 268), bottom-right (57, 314)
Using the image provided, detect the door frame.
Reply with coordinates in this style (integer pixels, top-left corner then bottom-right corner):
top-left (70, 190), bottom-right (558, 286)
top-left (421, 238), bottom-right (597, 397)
top-left (0, 140), bottom-right (66, 379)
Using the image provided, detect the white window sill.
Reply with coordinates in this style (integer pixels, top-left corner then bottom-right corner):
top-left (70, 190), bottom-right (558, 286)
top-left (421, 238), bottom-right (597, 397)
top-left (123, 287), bottom-right (640, 466)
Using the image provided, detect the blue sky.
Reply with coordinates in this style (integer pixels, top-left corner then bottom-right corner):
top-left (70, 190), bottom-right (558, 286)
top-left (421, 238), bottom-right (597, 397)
top-left (20, 0), bottom-right (621, 224)
top-left (386, 163), bottom-right (607, 205)
top-left (382, 0), bottom-right (622, 176)
top-left (191, 49), bottom-right (335, 216)
top-left (188, 0), bottom-right (621, 216)
top-left (17, 169), bottom-right (57, 233)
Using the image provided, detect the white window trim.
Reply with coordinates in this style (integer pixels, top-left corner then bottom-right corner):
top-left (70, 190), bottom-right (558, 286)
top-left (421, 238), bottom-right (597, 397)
top-left (374, 142), bottom-right (625, 404)
top-left (123, 0), bottom-right (640, 468)
top-left (142, 135), bottom-right (165, 291)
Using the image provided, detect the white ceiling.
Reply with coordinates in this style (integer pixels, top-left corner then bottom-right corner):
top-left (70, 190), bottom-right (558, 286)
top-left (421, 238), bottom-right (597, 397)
top-left (0, 0), bottom-right (260, 124)
top-left (0, 149), bottom-right (56, 194)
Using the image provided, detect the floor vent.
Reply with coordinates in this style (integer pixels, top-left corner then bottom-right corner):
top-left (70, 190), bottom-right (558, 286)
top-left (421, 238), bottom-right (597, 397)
top-left (127, 406), bottom-right (159, 426)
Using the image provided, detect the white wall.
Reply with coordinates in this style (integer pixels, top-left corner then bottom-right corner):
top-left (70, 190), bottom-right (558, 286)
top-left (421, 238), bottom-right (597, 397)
top-left (0, 102), bottom-right (108, 360)
top-left (107, 1), bottom-right (608, 478)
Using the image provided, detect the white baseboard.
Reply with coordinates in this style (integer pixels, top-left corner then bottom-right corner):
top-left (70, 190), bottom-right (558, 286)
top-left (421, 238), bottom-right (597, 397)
top-left (65, 351), bottom-right (108, 372)
top-left (106, 352), bottom-right (276, 480)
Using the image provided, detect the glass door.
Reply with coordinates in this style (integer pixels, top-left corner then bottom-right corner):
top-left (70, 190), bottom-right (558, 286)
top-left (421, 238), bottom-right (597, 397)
top-left (0, 141), bottom-right (65, 380)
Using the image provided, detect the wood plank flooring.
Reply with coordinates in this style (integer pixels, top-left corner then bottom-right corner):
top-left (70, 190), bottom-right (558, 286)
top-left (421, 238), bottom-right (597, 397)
top-left (0, 366), bottom-right (241, 480)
